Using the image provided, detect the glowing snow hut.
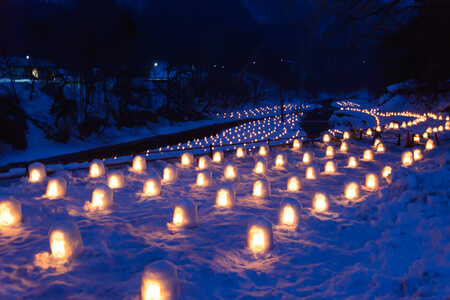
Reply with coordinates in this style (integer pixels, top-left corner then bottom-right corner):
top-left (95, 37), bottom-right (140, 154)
top-left (196, 169), bottom-right (212, 187)
top-left (49, 221), bottom-right (84, 260)
top-left (253, 178), bottom-right (271, 197)
top-left (141, 260), bottom-right (180, 300)
top-left (312, 191), bottom-right (330, 213)
top-left (365, 173), bottom-right (379, 189)
top-left (259, 144), bottom-right (269, 156)
top-left (91, 184), bottom-right (113, 209)
top-left (254, 157), bottom-right (267, 174)
top-left (344, 180), bottom-right (361, 200)
top-left (212, 151), bottom-right (224, 163)
top-left (425, 139), bottom-right (435, 150)
top-left (325, 145), bottom-right (335, 158)
top-left (236, 146), bottom-right (246, 158)
top-left (278, 197), bottom-right (302, 226)
top-left (305, 165), bottom-right (320, 180)
top-left (28, 162), bottom-right (46, 182)
top-left (0, 196), bottom-right (22, 226)
top-left (275, 153), bottom-right (287, 168)
top-left (172, 199), bottom-right (198, 228)
top-left (132, 155), bottom-right (147, 172)
top-left (401, 150), bottom-right (414, 166)
top-left (363, 149), bottom-right (374, 161)
top-left (347, 155), bottom-right (359, 168)
top-left (198, 156), bottom-right (212, 170)
top-left (181, 153), bottom-right (194, 166)
top-left (376, 143), bottom-right (385, 153)
top-left (215, 184), bottom-right (235, 208)
top-left (89, 159), bottom-right (105, 178)
top-left (224, 162), bottom-right (238, 180)
top-left (413, 148), bottom-right (423, 161)
top-left (340, 141), bottom-right (349, 152)
top-left (302, 150), bottom-right (315, 165)
top-left (324, 160), bottom-right (337, 174)
top-left (292, 139), bottom-right (302, 149)
top-left (287, 175), bottom-right (302, 192)
top-left (144, 175), bottom-right (162, 196)
top-left (107, 170), bottom-right (124, 189)
top-left (247, 216), bottom-right (273, 253)
top-left (343, 131), bottom-right (351, 140)
top-left (163, 165), bottom-right (178, 183)
top-left (46, 176), bottom-right (67, 199)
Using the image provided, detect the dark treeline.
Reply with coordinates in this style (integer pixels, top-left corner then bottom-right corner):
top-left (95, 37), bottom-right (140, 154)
top-left (0, 0), bottom-right (448, 150)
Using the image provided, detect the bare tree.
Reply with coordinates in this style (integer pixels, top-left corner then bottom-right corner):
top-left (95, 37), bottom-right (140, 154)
top-left (0, 56), bottom-right (20, 105)
top-left (311, 0), bottom-right (421, 41)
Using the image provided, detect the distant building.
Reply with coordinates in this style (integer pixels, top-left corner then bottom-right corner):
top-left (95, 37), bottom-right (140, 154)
top-left (0, 56), bottom-right (61, 81)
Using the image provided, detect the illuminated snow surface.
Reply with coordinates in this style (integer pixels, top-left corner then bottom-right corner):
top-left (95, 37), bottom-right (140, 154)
top-left (0, 103), bottom-right (450, 298)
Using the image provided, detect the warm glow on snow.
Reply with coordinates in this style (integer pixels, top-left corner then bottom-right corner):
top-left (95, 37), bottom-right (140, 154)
top-left (366, 174), bottom-right (377, 189)
top-left (340, 142), bottom-right (348, 152)
top-left (348, 156), bottom-right (358, 168)
top-left (275, 154), bottom-right (285, 167)
top-left (363, 149), bottom-right (373, 160)
top-left (143, 280), bottom-right (161, 300)
top-left (249, 227), bottom-right (265, 252)
top-left (51, 232), bottom-right (67, 258)
top-left (282, 206), bottom-right (294, 225)
top-left (313, 194), bottom-right (327, 213)
top-left (303, 153), bottom-right (311, 164)
top-left (413, 149), bottom-right (422, 161)
top-left (293, 139), bottom-right (301, 149)
top-left (287, 177), bottom-right (299, 191)
top-left (109, 176), bottom-right (119, 189)
top-left (345, 183), bottom-right (359, 200)
top-left (145, 182), bottom-right (156, 195)
top-left (30, 170), bottom-right (41, 182)
top-left (90, 164), bottom-right (100, 177)
top-left (382, 166), bottom-right (392, 178)
top-left (236, 147), bottom-right (245, 157)
top-left (326, 146), bottom-right (334, 157)
top-left (376, 143), bottom-right (385, 153)
top-left (181, 155), bottom-right (191, 165)
top-left (325, 161), bottom-right (336, 173)
top-left (47, 182), bottom-right (58, 198)
top-left (213, 152), bottom-right (222, 162)
top-left (259, 146), bottom-right (267, 156)
top-left (196, 173), bottom-right (204, 186)
top-left (92, 192), bottom-right (104, 208)
top-left (255, 162), bottom-right (264, 174)
top-left (0, 204), bottom-right (13, 226)
top-left (253, 181), bottom-right (262, 197)
top-left (402, 151), bottom-right (414, 166)
top-left (225, 165), bottom-right (236, 179)
top-left (133, 159), bottom-right (143, 171)
top-left (173, 208), bottom-right (183, 226)
top-left (216, 190), bottom-right (228, 207)
top-left (306, 167), bottom-right (316, 179)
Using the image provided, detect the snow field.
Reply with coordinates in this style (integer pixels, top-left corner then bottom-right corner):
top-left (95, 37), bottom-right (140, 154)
top-left (0, 125), bottom-right (449, 298)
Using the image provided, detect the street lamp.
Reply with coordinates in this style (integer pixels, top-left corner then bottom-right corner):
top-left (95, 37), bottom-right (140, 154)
top-left (26, 55), bottom-right (31, 80)
top-left (153, 62), bottom-right (158, 78)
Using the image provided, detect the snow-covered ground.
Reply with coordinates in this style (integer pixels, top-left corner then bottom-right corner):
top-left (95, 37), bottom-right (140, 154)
top-left (0, 101), bottom-right (449, 298)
